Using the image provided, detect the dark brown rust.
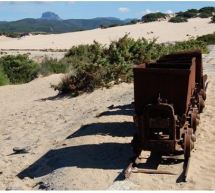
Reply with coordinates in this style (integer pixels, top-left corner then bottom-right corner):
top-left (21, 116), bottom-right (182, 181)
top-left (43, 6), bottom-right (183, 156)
top-left (158, 50), bottom-right (204, 90)
top-left (126, 51), bottom-right (207, 181)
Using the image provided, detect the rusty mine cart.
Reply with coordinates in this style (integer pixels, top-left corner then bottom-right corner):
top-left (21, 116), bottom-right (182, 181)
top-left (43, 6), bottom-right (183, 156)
top-left (125, 50), bottom-right (208, 181)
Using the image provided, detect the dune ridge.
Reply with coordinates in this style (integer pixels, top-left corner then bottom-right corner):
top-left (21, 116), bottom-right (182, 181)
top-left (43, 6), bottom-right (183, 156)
top-left (0, 18), bottom-right (214, 50)
top-left (0, 46), bottom-right (215, 190)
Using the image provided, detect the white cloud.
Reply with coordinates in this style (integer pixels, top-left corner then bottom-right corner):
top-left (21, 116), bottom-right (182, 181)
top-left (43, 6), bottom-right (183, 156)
top-left (141, 9), bottom-right (160, 15)
top-left (118, 7), bottom-right (130, 13)
top-left (145, 9), bottom-right (152, 14)
top-left (66, 1), bottom-right (75, 4)
top-left (166, 10), bottom-right (173, 14)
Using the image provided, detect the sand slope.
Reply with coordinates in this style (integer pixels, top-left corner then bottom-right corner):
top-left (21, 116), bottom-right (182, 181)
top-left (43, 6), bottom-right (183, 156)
top-left (0, 47), bottom-right (215, 190)
top-left (0, 18), bottom-right (214, 50)
top-left (0, 73), bottom-right (134, 190)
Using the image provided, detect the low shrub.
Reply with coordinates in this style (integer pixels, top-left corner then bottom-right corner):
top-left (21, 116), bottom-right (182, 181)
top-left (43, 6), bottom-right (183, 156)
top-left (129, 19), bottom-right (139, 24)
top-left (65, 41), bottom-right (105, 63)
top-left (177, 10), bottom-right (198, 18)
top-left (169, 16), bottom-right (188, 23)
top-left (0, 54), bottom-right (38, 84)
top-left (53, 35), bottom-right (208, 96)
top-left (52, 61), bottom-right (133, 96)
top-left (39, 57), bottom-right (68, 76)
top-left (186, 9), bottom-right (199, 14)
top-left (199, 7), bottom-right (215, 16)
top-left (0, 32), bottom-right (29, 38)
top-left (199, 12), bottom-right (212, 18)
top-left (168, 39), bottom-right (208, 53)
top-left (171, 6), bottom-right (215, 20)
top-left (0, 66), bottom-right (10, 86)
top-left (142, 12), bottom-right (168, 22)
top-left (108, 24), bottom-right (121, 28)
top-left (197, 33), bottom-right (215, 45)
top-left (212, 15), bottom-right (215, 23)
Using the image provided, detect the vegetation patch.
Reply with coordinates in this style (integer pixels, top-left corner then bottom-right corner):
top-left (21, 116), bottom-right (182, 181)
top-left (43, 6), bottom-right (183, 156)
top-left (169, 16), bottom-right (188, 23)
top-left (142, 12), bottom-right (168, 23)
top-left (0, 66), bottom-right (10, 86)
top-left (161, 6), bottom-right (215, 24)
top-left (0, 35), bottom-right (209, 91)
top-left (0, 32), bottom-right (29, 38)
top-left (140, 7), bottom-right (215, 24)
top-left (212, 15), bottom-right (215, 23)
top-left (176, 10), bottom-right (198, 19)
top-left (199, 12), bottom-right (212, 18)
top-left (199, 7), bottom-right (215, 16)
top-left (0, 54), bottom-right (38, 84)
top-left (39, 57), bottom-right (69, 76)
top-left (53, 35), bottom-right (208, 96)
top-left (197, 33), bottom-right (215, 45)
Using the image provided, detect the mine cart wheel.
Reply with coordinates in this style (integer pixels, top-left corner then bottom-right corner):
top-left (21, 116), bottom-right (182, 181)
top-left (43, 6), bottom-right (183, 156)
top-left (131, 134), bottom-right (142, 155)
top-left (200, 89), bottom-right (206, 101)
top-left (191, 112), bottom-right (198, 133)
top-left (196, 113), bottom-right (200, 120)
top-left (198, 96), bottom-right (205, 113)
top-left (184, 131), bottom-right (191, 159)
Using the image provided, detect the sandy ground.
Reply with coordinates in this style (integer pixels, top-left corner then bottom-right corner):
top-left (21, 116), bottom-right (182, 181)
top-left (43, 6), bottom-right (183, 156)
top-left (0, 18), bottom-right (214, 62)
top-left (0, 18), bottom-right (214, 51)
top-left (0, 74), bottom-right (134, 190)
top-left (0, 45), bottom-right (215, 190)
top-left (0, 50), bottom-right (66, 63)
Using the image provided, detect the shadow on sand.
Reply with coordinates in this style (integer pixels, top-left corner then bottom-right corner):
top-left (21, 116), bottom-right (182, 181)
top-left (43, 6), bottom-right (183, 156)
top-left (17, 142), bottom-right (134, 179)
top-left (96, 103), bottom-right (134, 117)
top-left (66, 121), bottom-right (135, 139)
top-left (17, 142), bottom-right (184, 181)
top-left (18, 103), bottom-right (136, 179)
top-left (114, 151), bottom-right (184, 181)
top-left (66, 103), bottom-right (135, 139)
top-left (36, 93), bottom-right (72, 102)
top-left (17, 102), bottom-right (185, 184)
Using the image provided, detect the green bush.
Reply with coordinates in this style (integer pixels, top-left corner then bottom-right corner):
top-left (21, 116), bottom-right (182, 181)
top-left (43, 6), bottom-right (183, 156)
top-left (65, 41), bottom-right (105, 63)
top-left (174, 7), bottom-right (215, 19)
top-left (52, 64), bottom-right (105, 95)
top-left (187, 9), bottom-right (199, 14)
top-left (0, 54), bottom-right (38, 84)
top-left (197, 33), bottom-right (215, 45)
top-left (53, 35), bottom-right (208, 96)
top-left (142, 12), bottom-right (168, 22)
top-left (129, 19), bottom-right (139, 24)
top-left (168, 39), bottom-right (208, 53)
top-left (199, 12), bottom-right (212, 18)
top-left (141, 7), bottom-right (215, 23)
top-left (0, 66), bottom-right (10, 86)
top-left (107, 35), bottom-right (136, 64)
top-left (199, 7), bottom-right (215, 16)
top-left (176, 11), bottom-right (197, 18)
top-left (52, 61), bottom-right (133, 96)
top-left (0, 32), bottom-right (21, 38)
top-left (106, 35), bottom-right (170, 64)
top-left (39, 57), bottom-right (69, 76)
top-left (212, 15), bottom-right (215, 23)
top-left (169, 16), bottom-right (188, 23)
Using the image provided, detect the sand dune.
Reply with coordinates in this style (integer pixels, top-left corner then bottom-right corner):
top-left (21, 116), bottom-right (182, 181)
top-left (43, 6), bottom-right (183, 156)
top-left (0, 18), bottom-right (215, 189)
top-left (0, 18), bottom-right (214, 50)
top-left (0, 46), bottom-right (215, 190)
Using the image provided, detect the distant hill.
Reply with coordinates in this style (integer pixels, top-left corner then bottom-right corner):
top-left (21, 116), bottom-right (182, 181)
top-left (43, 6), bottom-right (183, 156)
top-left (40, 12), bottom-right (62, 21)
top-left (0, 12), bottom-right (126, 34)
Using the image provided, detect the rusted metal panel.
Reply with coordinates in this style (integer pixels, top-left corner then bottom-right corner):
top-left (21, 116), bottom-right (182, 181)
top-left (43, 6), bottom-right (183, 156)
top-left (127, 51), bottom-right (206, 181)
top-left (133, 61), bottom-right (195, 116)
top-left (142, 140), bottom-right (176, 153)
top-left (158, 50), bottom-right (203, 89)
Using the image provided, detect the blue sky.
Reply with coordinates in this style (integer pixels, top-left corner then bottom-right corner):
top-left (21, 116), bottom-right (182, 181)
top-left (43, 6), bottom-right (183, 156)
top-left (0, 1), bottom-right (215, 21)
